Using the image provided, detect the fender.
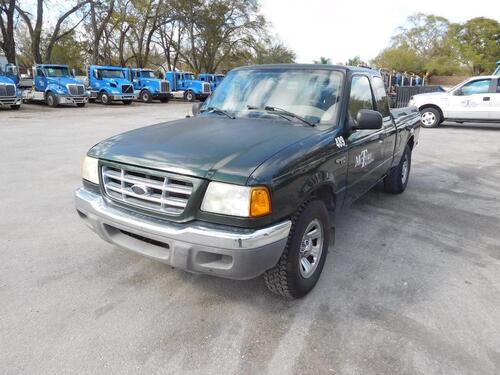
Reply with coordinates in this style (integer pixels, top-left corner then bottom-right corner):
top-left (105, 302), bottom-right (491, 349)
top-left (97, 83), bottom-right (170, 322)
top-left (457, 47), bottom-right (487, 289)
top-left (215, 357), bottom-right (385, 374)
top-left (45, 82), bottom-right (67, 96)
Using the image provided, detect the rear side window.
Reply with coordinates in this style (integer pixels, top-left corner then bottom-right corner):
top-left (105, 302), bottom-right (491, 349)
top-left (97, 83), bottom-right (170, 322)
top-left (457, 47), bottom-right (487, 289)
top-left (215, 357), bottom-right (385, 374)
top-left (371, 77), bottom-right (391, 118)
top-left (348, 76), bottom-right (374, 122)
top-left (461, 79), bottom-right (491, 95)
top-left (497, 79), bottom-right (500, 93)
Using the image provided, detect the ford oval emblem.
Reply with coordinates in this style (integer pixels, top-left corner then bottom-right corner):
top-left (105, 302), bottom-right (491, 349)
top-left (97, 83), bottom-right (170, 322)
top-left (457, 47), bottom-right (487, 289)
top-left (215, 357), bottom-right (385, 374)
top-left (131, 184), bottom-right (150, 196)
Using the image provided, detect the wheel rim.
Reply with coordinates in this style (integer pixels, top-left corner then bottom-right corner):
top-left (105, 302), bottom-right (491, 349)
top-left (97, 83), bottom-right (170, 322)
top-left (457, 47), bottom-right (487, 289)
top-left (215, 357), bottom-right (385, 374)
top-left (401, 154), bottom-right (409, 185)
top-left (187, 93), bottom-right (193, 101)
top-left (47, 95), bottom-right (53, 106)
top-left (299, 219), bottom-right (324, 279)
top-left (421, 111), bottom-right (436, 126)
top-left (143, 93), bottom-right (149, 102)
top-left (102, 94), bottom-right (108, 104)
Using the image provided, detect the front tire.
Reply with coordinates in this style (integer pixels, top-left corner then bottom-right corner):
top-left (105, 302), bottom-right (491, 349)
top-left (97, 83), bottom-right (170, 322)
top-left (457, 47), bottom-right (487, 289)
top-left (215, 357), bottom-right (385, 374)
top-left (384, 145), bottom-right (412, 194)
top-left (264, 200), bottom-right (331, 298)
top-left (184, 90), bottom-right (195, 102)
top-left (420, 107), bottom-right (441, 128)
top-left (99, 92), bottom-right (111, 105)
top-left (46, 92), bottom-right (58, 108)
top-left (140, 90), bottom-right (152, 103)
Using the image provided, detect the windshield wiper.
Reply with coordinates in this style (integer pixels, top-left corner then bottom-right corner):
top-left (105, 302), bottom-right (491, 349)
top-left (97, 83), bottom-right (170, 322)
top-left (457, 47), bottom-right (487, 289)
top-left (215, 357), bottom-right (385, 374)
top-left (201, 106), bottom-right (235, 119)
top-left (246, 105), bottom-right (315, 127)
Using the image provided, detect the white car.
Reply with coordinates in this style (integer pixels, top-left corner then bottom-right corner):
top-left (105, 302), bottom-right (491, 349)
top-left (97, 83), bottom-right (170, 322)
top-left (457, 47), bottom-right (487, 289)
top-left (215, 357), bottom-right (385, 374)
top-left (409, 76), bottom-right (500, 128)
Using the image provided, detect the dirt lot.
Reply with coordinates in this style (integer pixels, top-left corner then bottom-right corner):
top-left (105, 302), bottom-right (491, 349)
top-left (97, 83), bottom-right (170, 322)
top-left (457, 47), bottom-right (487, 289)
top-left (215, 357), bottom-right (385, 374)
top-left (1, 101), bottom-right (499, 375)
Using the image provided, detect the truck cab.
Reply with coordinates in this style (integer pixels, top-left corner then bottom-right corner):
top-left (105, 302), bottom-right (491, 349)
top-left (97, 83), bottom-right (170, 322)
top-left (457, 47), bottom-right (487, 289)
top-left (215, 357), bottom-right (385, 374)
top-left (87, 65), bottom-right (136, 105)
top-left (0, 58), bottom-right (22, 110)
top-left (22, 64), bottom-right (88, 107)
top-left (164, 71), bottom-right (211, 102)
top-left (125, 68), bottom-right (171, 103)
top-left (197, 73), bottom-right (224, 92)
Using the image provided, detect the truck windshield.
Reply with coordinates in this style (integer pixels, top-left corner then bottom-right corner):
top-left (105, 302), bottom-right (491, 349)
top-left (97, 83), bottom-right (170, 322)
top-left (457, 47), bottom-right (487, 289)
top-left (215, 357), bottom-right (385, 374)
top-left (140, 71), bottom-right (156, 78)
top-left (44, 67), bottom-right (70, 77)
top-left (100, 70), bottom-right (125, 79)
top-left (184, 73), bottom-right (195, 80)
top-left (202, 69), bottom-right (344, 125)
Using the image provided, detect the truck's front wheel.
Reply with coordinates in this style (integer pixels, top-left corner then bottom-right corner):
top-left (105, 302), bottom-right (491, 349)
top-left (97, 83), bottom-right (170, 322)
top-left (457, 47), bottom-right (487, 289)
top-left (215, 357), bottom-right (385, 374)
top-left (46, 92), bottom-right (58, 108)
top-left (140, 90), bottom-right (152, 103)
top-left (184, 91), bottom-right (195, 102)
top-left (99, 92), bottom-right (111, 105)
top-left (264, 200), bottom-right (331, 298)
top-left (420, 107), bottom-right (441, 128)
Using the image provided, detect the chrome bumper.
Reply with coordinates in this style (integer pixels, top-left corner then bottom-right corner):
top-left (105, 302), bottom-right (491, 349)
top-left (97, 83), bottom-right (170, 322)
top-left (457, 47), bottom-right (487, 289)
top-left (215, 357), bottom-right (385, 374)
top-left (59, 96), bottom-right (88, 104)
top-left (75, 188), bottom-right (291, 280)
top-left (111, 94), bottom-right (136, 101)
top-left (0, 97), bottom-right (22, 107)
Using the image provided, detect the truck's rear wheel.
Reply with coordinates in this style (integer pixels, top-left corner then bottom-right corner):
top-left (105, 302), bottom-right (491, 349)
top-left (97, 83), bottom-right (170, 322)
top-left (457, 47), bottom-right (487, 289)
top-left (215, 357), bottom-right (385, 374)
top-left (184, 91), bottom-right (195, 102)
top-left (264, 200), bottom-right (331, 298)
top-left (99, 92), bottom-right (111, 105)
top-left (420, 107), bottom-right (441, 128)
top-left (140, 90), bottom-right (152, 103)
top-left (384, 145), bottom-right (411, 194)
top-left (46, 92), bottom-right (58, 108)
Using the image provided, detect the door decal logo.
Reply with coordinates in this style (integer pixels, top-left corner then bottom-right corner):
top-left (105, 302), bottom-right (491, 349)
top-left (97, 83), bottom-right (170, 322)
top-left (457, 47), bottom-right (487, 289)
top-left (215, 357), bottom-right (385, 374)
top-left (335, 136), bottom-right (346, 148)
top-left (355, 149), bottom-right (374, 168)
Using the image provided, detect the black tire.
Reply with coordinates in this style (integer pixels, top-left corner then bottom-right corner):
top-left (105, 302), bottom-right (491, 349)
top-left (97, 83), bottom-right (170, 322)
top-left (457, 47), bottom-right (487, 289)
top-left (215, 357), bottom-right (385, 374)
top-left (46, 92), bottom-right (58, 108)
top-left (122, 100), bottom-right (133, 105)
top-left (89, 98), bottom-right (96, 103)
top-left (159, 97), bottom-right (169, 103)
top-left (10, 104), bottom-right (20, 110)
top-left (184, 90), bottom-right (195, 102)
top-left (76, 103), bottom-right (86, 108)
top-left (99, 92), bottom-right (111, 105)
top-left (420, 107), bottom-right (441, 128)
top-left (384, 145), bottom-right (412, 194)
top-left (140, 90), bottom-right (153, 103)
top-left (264, 200), bottom-right (331, 298)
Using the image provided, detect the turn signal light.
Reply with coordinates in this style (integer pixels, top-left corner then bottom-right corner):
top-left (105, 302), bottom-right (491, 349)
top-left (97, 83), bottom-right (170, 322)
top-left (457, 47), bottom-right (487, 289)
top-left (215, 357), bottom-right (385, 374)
top-left (250, 187), bottom-right (272, 217)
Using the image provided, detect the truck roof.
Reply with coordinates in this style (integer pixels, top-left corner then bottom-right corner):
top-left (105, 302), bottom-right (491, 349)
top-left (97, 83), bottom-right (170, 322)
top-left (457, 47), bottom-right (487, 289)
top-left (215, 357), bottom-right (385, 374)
top-left (91, 65), bottom-right (125, 70)
top-left (36, 64), bottom-right (69, 68)
top-left (233, 64), bottom-right (379, 76)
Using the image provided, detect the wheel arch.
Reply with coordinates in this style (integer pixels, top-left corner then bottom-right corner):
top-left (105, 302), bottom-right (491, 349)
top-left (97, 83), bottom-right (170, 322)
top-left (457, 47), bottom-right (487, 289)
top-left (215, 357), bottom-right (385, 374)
top-left (419, 104), bottom-right (443, 119)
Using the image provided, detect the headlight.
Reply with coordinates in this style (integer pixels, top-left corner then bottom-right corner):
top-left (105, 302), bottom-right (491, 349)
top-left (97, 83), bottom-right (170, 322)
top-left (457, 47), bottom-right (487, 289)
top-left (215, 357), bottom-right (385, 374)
top-left (201, 182), bottom-right (271, 217)
top-left (81, 156), bottom-right (99, 184)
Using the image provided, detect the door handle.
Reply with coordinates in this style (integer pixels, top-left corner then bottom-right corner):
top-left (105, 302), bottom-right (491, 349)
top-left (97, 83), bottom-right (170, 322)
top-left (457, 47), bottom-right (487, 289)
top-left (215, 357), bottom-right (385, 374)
top-left (483, 97), bottom-right (490, 101)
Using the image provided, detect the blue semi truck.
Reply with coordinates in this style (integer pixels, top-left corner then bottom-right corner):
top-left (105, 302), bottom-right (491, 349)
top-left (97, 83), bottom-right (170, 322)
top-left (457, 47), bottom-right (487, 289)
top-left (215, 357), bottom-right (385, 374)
top-left (164, 71), bottom-right (211, 101)
top-left (198, 73), bottom-right (225, 92)
top-left (125, 68), bottom-right (171, 103)
top-left (22, 64), bottom-right (88, 107)
top-left (0, 54), bottom-right (22, 110)
top-left (87, 65), bottom-right (136, 105)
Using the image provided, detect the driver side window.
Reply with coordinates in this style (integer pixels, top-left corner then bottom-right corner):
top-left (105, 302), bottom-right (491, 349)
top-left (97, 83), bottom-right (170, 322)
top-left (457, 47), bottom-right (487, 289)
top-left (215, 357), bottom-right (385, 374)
top-left (461, 79), bottom-right (491, 95)
top-left (348, 76), bottom-right (374, 124)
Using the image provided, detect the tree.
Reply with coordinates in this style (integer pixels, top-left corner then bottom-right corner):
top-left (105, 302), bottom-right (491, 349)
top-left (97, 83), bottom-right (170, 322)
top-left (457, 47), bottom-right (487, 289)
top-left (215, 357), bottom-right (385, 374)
top-left (371, 46), bottom-right (424, 73)
top-left (314, 56), bottom-right (331, 64)
top-left (0, 0), bottom-right (16, 63)
top-left (252, 40), bottom-right (295, 65)
top-left (346, 56), bottom-right (362, 66)
top-left (87, 0), bottom-right (115, 64)
top-left (450, 17), bottom-right (500, 74)
top-left (16, 0), bottom-right (92, 63)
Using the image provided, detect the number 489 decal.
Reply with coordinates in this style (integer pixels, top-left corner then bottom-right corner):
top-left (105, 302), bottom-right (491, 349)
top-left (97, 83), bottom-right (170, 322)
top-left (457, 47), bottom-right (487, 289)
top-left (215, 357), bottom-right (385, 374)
top-left (335, 136), bottom-right (346, 148)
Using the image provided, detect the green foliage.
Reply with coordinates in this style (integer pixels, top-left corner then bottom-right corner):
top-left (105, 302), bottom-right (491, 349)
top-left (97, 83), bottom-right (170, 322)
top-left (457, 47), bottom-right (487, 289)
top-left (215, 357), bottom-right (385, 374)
top-left (372, 46), bottom-right (424, 72)
top-left (346, 56), bottom-right (362, 66)
top-left (48, 32), bottom-right (85, 72)
top-left (314, 57), bottom-right (331, 65)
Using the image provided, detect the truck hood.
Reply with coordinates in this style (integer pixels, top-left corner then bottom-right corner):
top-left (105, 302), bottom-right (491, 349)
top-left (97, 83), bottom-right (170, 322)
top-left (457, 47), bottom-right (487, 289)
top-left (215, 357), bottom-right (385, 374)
top-left (139, 78), bottom-right (161, 89)
top-left (88, 116), bottom-right (315, 184)
top-left (0, 75), bottom-right (15, 85)
top-left (47, 76), bottom-right (84, 86)
top-left (102, 77), bottom-right (132, 87)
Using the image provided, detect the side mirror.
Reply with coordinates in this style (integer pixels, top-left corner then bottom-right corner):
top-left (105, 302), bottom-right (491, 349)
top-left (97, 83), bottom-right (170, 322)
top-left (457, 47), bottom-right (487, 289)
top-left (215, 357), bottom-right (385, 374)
top-left (454, 88), bottom-right (463, 96)
top-left (192, 102), bottom-right (202, 116)
top-left (71, 68), bottom-right (76, 77)
top-left (93, 69), bottom-right (99, 79)
top-left (354, 109), bottom-right (383, 130)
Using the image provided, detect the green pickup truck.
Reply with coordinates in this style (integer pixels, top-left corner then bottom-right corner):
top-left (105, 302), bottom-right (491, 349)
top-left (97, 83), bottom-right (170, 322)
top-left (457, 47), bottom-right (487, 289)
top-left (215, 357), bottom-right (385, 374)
top-left (75, 64), bottom-right (421, 298)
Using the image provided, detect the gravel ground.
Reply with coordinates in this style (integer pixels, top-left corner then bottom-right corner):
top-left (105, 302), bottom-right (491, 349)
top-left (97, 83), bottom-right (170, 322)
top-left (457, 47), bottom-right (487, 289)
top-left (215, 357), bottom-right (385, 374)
top-left (1, 101), bottom-right (499, 375)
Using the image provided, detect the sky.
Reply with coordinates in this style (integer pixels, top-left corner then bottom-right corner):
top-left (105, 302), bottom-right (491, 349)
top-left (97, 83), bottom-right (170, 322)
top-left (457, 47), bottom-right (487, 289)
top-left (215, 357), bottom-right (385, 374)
top-left (260, 0), bottom-right (500, 64)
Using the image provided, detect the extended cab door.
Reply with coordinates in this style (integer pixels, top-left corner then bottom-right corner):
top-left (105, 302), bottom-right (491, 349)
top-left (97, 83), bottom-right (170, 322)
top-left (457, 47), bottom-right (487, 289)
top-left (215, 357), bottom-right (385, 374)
top-left (488, 78), bottom-right (500, 120)
top-left (450, 78), bottom-right (492, 120)
top-left (345, 75), bottom-right (388, 204)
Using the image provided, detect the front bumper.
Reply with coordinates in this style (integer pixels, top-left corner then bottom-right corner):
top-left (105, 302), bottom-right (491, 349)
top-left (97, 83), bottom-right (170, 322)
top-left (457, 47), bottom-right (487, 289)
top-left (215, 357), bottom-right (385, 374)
top-left (75, 188), bottom-right (291, 280)
top-left (110, 94), bottom-right (136, 101)
top-left (58, 96), bottom-right (88, 105)
top-left (0, 97), bottom-right (22, 107)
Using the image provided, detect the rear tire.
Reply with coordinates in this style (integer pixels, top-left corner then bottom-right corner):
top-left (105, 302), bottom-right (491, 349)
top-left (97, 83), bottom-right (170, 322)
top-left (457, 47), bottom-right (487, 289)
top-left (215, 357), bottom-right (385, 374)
top-left (264, 200), bottom-right (331, 298)
top-left (46, 92), bottom-right (58, 108)
top-left (140, 90), bottom-right (153, 103)
top-left (99, 92), bottom-right (111, 105)
top-left (420, 107), bottom-right (441, 128)
top-left (384, 145), bottom-right (411, 194)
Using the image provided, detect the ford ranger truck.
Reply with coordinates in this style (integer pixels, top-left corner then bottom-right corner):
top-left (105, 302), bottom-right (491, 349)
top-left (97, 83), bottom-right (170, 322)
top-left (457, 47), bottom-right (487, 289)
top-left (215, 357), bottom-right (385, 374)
top-left (87, 65), bottom-right (136, 105)
top-left (409, 75), bottom-right (500, 128)
top-left (22, 64), bottom-right (88, 107)
top-left (75, 64), bottom-right (421, 298)
top-left (127, 68), bottom-right (171, 103)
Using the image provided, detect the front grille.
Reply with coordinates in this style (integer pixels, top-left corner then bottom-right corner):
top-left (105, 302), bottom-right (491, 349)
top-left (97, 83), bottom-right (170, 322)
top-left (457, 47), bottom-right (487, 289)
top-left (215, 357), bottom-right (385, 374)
top-left (202, 82), bottom-right (211, 94)
top-left (122, 84), bottom-right (134, 94)
top-left (0, 84), bottom-right (15, 97)
top-left (67, 84), bottom-right (85, 96)
top-left (160, 80), bottom-right (170, 93)
top-left (102, 165), bottom-right (194, 216)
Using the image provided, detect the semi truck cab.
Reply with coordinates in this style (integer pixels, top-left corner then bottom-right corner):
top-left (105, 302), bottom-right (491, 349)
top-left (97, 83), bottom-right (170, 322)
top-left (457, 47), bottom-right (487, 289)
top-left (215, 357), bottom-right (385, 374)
top-left (165, 71), bottom-right (211, 102)
top-left (126, 68), bottom-right (171, 103)
top-left (87, 65), bottom-right (136, 105)
top-left (22, 64), bottom-right (88, 107)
